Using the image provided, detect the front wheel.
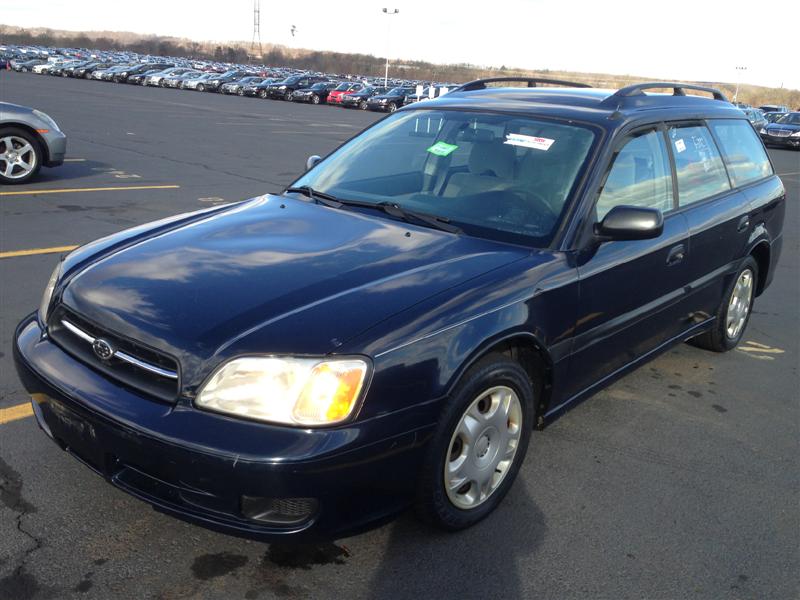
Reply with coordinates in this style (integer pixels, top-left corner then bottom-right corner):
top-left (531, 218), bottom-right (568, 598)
top-left (284, 91), bottom-right (293, 101)
top-left (312, 94), bottom-right (320, 105)
top-left (0, 128), bottom-right (42, 184)
top-left (387, 102), bottom-right (397, 113)
top-left (415, 353), bottom-right (533, 530)
top-left (197, 84), bottom-right (205, 92)
top-left (689, 256), bottom-right (758, 352)
top-left (359, 100), bottom-right (368, 110)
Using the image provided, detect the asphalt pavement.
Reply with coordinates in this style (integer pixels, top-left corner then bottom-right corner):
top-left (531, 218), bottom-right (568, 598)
top-left (0, 71), bottom-right (798, 600)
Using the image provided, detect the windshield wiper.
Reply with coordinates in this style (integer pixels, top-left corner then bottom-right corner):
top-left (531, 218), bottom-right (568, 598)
top-left (285, 187), bottom-right (461, 234)
top-left (285, 185), bottom-right (343, 209)
top-left (374, 201), bottom-right (462, 234)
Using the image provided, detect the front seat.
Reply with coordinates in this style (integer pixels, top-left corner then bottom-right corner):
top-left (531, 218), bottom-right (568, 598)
top-left (443, 140), bottom-right (517, 198)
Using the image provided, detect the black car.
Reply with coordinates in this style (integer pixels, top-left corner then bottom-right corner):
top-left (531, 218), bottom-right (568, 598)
top-left (291, 81), bottom-right (339, 104)
top-left (266, 75), bottom-right (329, 100)
top-left (367, 86), bottom-right (416, 112)
top-left (760, 112), bottom-right (800, 149)
top-left (340, 86), bottom-right (388, 109)
top-left (73, 62), bottom-right (113, 79)
top-left (220, 76), bottom-right (266, 95)
top-left (202, 70), bottom-right (249, 92)
top-left (14, 79), bottom-right (784, 541)
top-left (115, 63), bottom-right (171, 83)
top-left (126, 68), bottom-right (164, 85)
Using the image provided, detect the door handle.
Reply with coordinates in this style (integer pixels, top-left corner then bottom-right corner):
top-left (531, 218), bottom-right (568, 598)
top-left (666, 244), bottom-right (686, 266)
top-left (737, 216), bottom-right (750, 233)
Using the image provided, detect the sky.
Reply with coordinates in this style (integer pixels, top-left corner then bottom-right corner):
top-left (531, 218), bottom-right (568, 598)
top-left (2, 0), bottom-right (798, 90)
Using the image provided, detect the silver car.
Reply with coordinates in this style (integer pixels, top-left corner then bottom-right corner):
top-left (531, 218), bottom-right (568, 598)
top-left (0, 102), bottom-right (67, 184)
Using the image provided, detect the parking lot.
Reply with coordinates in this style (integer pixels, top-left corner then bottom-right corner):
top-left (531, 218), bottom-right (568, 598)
top-left (1, 70), bottom-right (798, 600)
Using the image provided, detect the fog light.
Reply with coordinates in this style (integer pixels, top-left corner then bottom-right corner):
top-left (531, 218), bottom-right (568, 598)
top-left (241, 496), bottom-right (318, 525)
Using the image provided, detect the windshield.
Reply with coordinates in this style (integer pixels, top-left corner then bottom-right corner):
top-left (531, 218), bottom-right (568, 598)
top-left (777, 113), bottom-right (800, 125)
top-left (291, 110), bottom-right (597, 246)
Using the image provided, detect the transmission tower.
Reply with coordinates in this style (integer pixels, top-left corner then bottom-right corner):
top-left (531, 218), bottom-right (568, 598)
top-left (250, 0), bottom-right (263, 57)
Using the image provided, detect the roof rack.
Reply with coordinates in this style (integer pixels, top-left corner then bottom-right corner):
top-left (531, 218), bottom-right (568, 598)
top-left (602, 82), bottom-right (729, 106)
top-left (451, 77), bottom-right (592, 92)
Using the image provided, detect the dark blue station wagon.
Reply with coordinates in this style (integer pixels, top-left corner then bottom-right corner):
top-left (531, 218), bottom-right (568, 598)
top-left (14, 80), bottom-right (785, 540)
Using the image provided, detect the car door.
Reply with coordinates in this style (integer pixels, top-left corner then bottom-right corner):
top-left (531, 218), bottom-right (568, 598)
top-left (565, 126), bottom-right (694, 398)
top-left (674, 120), bottom-right (770, 317)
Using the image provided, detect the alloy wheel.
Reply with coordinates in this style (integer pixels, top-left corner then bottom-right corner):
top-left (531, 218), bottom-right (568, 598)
top-left (0, 136), bottom-right (38, 180)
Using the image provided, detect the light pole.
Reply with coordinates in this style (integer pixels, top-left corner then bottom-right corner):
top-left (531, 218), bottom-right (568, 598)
top-left (382, 8), bottom-right (399, 88)
top-left (733, 66), bottom-right (747, 103)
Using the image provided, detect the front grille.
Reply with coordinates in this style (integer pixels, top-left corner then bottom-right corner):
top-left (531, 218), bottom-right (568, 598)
top-left (770, 129), bottom-right (792, 138)
top-left (48, 306), bottom-right (180, 402)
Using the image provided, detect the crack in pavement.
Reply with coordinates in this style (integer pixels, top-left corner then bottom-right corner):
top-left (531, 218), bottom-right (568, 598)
top-left (0, 454), bottom-right (45, 600)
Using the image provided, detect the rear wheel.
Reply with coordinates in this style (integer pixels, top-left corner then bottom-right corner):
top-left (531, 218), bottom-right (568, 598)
top-left (0, 128), bottom-right (42, 184)
top-left (312, 94), bottom-right (320, 105)
top-left (259, 89), bottom-right (268, 99)
top-left (359, 100), bottom-right (368, 110)
top-left (197, 83), bottom-right (205, 92)
top-left (689, 256), bottom-right (758, 352)
top-left (284, 91), bottom-right (293, 101)
top-left (388, 102), bottom-right (397, 113)
top-left (415, 353), bottom-right (533, 530)
top-left (238, 88), bottom-right (245, 96)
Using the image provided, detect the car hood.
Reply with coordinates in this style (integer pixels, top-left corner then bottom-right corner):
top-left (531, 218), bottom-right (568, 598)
top-left (60, 195), bottom-right (528, 384)
top-left (766, 122), bottom-right (800, 131)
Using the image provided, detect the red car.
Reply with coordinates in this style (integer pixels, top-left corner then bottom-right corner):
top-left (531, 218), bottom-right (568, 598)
top-left (327, 82), bottom-right (364, 105)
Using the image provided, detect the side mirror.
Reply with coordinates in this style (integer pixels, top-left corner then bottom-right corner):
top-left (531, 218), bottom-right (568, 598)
top-left (595, 206), bottom-right (664, 241)
top-left (305, 155), bottom-right (322, 171)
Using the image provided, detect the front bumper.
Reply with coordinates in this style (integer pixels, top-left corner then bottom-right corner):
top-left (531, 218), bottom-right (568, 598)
top-left (13, 314), bottom-right (430, 541)
top-left (41, 129), bottom-right (67, 167)
top-left (762, 134), bottom-right (800, 149)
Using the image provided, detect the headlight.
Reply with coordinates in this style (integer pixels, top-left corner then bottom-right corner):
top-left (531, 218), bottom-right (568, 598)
top-left (791, 131), bottom-right (800, 138)
top-left (759, 127), bottom-right (767, 134)
top-left (39, 261), bottom-right (62, 325)
top-left (196, 357), bottom-right (369, 426)
top-left (278, 85), bottom-right (287, 89)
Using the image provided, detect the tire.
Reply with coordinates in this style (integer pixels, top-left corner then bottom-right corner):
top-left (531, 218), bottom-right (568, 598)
top-left (259, 89), bottom-right (268, 99)
top-left (359, 100), bottom-right (368, 110)
top-left (197, 84), bottom-right (205, 92)
top-left (238, 89), bottom-right (245, 96)
top-left (84, 72), bottom-right (91, 79)
top-left (689, 256), bottom-right (758, 352)
top-left (284, 91), bottom-right (293, 101)
top-left (388, 102), bottom-right (397, 113)
top-left (415, 353), bottom-right (533, 530)
top-left (312, 94), bottom-right (320, 105)
top-left (0, 127), bottom-right (43, 185)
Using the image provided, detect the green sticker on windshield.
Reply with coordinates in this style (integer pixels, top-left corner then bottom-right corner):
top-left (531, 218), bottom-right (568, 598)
top-left (426, 141), bottom-right (458, 157)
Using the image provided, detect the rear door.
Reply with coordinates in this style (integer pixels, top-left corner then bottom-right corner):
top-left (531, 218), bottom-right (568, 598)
top-left (666, 121), bottom-right (755, 317)
top-left (566, 126), bottom-right (694, 397)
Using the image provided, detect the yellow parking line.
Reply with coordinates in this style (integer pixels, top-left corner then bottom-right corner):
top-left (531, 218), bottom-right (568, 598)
top-left (0, 245), bottom-right (79, 260)
top-left (0, 184), bottom-right (179, 197)
top-left (0, 402), bottom-right (33, 425)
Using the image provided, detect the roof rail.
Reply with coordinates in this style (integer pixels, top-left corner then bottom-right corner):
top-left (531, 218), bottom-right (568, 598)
top-left (451, 77), bottom-right (592, 93)
top-left (603, 82), bottom-right (729, 106)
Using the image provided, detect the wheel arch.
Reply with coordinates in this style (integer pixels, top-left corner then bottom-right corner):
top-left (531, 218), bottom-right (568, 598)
top-left (748, 240), bottom-right (770, 296)
top-left (446, 331), bottom-right (554, 430)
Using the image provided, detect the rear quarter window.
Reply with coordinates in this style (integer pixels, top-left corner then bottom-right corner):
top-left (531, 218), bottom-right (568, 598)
top-left (708, 119), bottom-right (773, 187)
top-left (668, 124), bottom-right (731, 207)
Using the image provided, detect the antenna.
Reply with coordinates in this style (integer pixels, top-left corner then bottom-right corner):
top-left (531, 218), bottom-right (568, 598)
top-left (250, 0), bottom-right (263, 57)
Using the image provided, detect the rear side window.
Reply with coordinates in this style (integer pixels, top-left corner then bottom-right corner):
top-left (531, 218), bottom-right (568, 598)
top-left (668, 124), bottom-right (730, 206)
top-left (708, 119), bottom-right (773, 187)
top-left (596, 130), bottom-right (674, 220)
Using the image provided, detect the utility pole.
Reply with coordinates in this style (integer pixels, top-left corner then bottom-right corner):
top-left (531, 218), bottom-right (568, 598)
top-left (251, 0), bottom-right (263, 58)
top-left (382, 8), bottom-right (399, 88)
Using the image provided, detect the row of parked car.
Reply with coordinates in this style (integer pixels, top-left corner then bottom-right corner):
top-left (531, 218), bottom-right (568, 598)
top-left (4, 45), bottom-right (456, 113)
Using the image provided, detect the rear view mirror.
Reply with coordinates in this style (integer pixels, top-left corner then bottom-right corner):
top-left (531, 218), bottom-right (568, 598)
top-left (305, 155), bottom-right (322, 171)
top-left (596, 206), bottom-right (664, 241)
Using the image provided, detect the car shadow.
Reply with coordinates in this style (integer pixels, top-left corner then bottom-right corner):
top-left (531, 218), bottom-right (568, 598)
top-left (29, 159), bottom-right (110, 184)
top-left (363, 478), bottom-right (546, 599)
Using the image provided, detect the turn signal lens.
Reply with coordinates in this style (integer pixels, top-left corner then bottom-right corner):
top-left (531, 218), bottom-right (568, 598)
top-left (293, 361), bottom-right (368, 424)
